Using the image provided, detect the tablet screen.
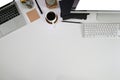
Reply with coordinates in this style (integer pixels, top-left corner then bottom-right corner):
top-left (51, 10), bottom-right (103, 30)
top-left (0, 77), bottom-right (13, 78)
top-left (75, 0), bottom-right (120, 10)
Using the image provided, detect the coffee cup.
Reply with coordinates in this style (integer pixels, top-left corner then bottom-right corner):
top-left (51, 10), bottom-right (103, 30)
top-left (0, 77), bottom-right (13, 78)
top-left (45, 11), bottom-right (58, 24)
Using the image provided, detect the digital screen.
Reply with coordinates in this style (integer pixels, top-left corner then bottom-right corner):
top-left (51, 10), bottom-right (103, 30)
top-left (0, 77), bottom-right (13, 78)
top-left (0, 0), bottom-right (13, 7)
top-left (76, 0), bottom-right (120, 10)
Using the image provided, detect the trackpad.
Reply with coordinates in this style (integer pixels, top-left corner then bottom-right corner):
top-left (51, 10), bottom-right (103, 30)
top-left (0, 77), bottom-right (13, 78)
top-left (97, 13), bottom-right (120, 22)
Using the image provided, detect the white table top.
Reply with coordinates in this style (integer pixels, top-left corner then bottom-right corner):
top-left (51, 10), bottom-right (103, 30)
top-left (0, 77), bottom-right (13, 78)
top-left (0, 0), bottom-right (120, 80)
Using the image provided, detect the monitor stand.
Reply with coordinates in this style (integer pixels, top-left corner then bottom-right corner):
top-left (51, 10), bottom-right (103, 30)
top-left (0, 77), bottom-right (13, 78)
top-left (78, 12), bottom-right (120, 23)
top-left (96, 13), bottom-right (120, 23)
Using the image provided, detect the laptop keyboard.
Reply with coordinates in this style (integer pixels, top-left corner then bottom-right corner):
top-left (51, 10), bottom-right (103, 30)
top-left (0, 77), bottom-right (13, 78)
top-left (0, 3), bottom-right (20, 25)
top-left (81, 23), bottom-right (120, 38)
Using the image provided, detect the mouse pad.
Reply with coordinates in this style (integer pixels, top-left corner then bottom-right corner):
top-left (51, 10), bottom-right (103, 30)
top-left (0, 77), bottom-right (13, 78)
top-left (26, 8), bottom-right (40, 22)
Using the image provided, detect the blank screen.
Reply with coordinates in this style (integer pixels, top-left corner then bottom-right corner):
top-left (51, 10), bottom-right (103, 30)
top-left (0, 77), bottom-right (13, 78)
top-left (76, 0), bottom-right (120, 10)
top-left (0, 0), bottom-right (13, 7)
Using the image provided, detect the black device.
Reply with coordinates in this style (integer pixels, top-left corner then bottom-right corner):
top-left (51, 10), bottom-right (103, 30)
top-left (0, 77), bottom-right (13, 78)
top-left (59, 0), bottom-right (89, 20)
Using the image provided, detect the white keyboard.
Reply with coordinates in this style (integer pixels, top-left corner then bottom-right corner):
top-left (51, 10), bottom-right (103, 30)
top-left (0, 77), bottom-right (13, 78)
top-left (81, 23), bottom-right (120, 38)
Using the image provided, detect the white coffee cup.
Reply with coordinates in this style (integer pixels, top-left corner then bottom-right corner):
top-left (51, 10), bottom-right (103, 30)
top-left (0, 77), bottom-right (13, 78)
top-left (45, 11), bottom-right (58, 24)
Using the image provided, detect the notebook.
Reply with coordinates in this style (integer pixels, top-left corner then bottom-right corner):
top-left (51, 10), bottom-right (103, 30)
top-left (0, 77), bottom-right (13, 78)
top-left (0, 0), bottom-right (26, 38)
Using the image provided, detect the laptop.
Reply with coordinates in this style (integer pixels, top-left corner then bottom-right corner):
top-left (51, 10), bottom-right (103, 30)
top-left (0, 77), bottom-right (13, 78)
top-left (62, 0), bottom-right (120, 38)
top-left (0, 0), bottom-right (26, 38)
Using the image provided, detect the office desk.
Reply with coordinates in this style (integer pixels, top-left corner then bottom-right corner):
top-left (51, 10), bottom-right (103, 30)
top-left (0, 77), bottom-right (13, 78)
top-left (0, 0), bottom-right (120, 80)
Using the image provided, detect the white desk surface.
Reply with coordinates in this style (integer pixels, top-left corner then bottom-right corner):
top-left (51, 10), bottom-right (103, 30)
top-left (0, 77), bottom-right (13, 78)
top-left (0, 0), bottom-right (120, 80)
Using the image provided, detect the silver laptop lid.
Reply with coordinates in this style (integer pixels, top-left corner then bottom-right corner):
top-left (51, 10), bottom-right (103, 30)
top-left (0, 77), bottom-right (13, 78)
top-left (73, 0), bottom-right (120, 13)
top-left (0, 0), bottom-right (14, 8)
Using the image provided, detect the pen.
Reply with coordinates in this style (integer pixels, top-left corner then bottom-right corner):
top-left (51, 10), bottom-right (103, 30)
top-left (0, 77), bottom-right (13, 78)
top-left (35, 0), bottom-right (43, 14)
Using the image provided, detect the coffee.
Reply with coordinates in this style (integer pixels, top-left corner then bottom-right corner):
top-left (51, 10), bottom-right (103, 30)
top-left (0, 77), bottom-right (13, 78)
top-left (47, 12), bottom-right (56, 21)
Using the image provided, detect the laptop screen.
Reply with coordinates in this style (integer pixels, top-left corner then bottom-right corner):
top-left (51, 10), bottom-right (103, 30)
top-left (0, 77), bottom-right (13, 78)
top-left (75, 0), bottom-right (120, 10)
top-left (0, 0), bottom-right (13, 7)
